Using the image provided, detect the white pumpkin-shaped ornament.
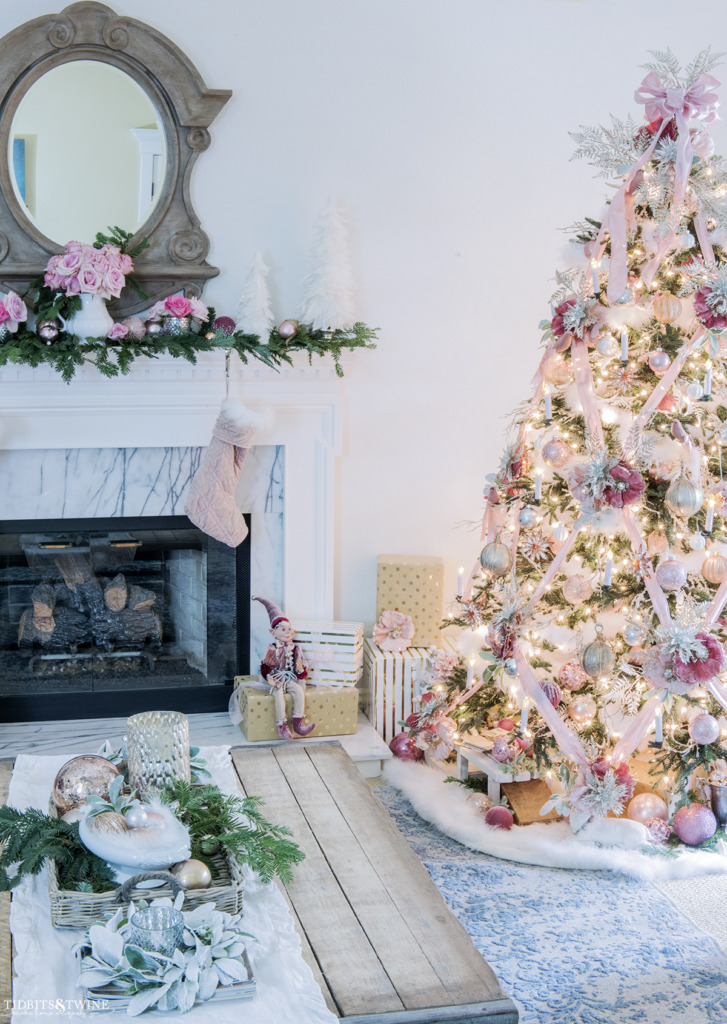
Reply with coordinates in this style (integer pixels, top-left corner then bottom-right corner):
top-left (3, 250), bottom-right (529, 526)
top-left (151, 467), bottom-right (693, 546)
top-left (480, 535), bottom-right (512, 577)
top-left (581, 626), bottom-right (616, 679)
top-left (665, 470), bottom-right (704, 520)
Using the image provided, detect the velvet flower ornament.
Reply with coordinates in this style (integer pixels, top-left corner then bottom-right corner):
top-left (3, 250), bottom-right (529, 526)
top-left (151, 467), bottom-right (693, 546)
top-left (673, 631), bottom-right (726, 685)
top-left (602, 460), bottom-right (645, 508)
top-left (148, 295), bottom-right (209, 323)
top-left (373, 609), bottom-right (415, 652)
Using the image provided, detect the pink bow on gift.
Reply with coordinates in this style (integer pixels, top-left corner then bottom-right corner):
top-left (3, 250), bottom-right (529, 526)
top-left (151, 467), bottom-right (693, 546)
top-left (634, 71), bottom-right (720, 126)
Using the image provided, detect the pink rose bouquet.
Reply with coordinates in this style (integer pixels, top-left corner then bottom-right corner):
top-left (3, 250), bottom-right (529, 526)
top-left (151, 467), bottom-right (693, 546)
top-left (0, 291), bottom-right (27, 333)
top-left (147, 295), bottom-right (209, 323)
top-left (44, 242), bottom-right (133, 300)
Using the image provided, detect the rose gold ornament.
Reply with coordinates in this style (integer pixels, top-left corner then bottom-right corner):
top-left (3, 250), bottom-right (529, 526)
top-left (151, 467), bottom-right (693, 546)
top-left (646, 529), bottom-right (668, 555)
top-left (52, 755), bottom-right (120, 815)
top-left (626, 792), bottom-right (668, 824)
top-left (648, 349), bottom-right (671, 375)
top-left (702, 552), bottom-right (727, 585)
top-left (558, 661), bottom-right (587, 691)
top-left (465, 791), bottom-right (493, 815)
top-left (171, 859), bottom-right (213, 889)
top-left (562, 574), bottom-right (593, 606)
top-left (277, 319), bottom-right (299, 339)
top-left (567, 693), bottom-right (597, 724)
top-left (653, 292), bottom-right (682, 324)
top-left (546, 358), bottom-right (573, 386)
top-left (689, 713), bottom-right (721, 745)
top-left (655, 557), bottom-right (688, 591)
top-left (542, 439), bottom-right (572, 469)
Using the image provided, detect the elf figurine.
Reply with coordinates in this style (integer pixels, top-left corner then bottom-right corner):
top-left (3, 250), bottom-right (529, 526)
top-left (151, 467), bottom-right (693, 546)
top-left (253, 596), bottom-right (316, 741)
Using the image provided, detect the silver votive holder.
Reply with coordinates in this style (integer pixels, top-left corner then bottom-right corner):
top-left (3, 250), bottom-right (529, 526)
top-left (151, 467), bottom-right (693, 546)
top-left (126, 710), bottom-right (191, 796)
top-left (129, 906), bottom-right (184, 956)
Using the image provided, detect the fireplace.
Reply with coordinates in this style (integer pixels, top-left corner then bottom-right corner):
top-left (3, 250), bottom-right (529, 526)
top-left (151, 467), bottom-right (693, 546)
top-left (0, 515), bottom-right (250, 722)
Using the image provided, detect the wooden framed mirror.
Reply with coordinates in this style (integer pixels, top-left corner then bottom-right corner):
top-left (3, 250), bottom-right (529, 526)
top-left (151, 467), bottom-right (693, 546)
top-left (0, 1), bottom-right (230, 316)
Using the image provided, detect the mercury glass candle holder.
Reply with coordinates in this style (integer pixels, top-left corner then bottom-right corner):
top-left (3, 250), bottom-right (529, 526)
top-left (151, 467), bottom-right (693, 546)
top-left (130, 906), bottom-right (184, 956)
top-left (126, 710), bottom-right (191, 795)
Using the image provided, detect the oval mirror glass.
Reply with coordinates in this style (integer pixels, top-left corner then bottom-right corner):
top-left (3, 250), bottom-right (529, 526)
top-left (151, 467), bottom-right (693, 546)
top-left (8, 60), bottom-right (166, 245)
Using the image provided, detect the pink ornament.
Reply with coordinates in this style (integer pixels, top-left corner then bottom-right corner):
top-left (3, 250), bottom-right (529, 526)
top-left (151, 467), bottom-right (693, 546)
top-left (645, 817), bottom-right (672, 844)
top-left (689, 713), bottom-right (721, 745)
top-left (657, 393), bottom-right (679, 415)
top-left (373, 610), bottom-right (416, 652)
top-left (568, 694), bottom-right (596, 724)
top-left (558, 661), bottom-right (587, 691)
top-left (626, 792), bottom-right (668, 824)
top-left (389, 733), bottom-right (423, 761)
top-left (673, 632), bottom-right (725, 685)
top-left (539, 679), bottom-right (562, 707)
top-left (562, 575), bottom-right (593, 606)
top-left (490, 736), bottom-right (515, 764)
top-left (542, 438), bottom-right (572, 469)
top-left (211, 316), bottom-right (237, 337)
top-left (466, 791), bottom-right (493, 814)
top-left (496, 718), bottom-right (515, 732)
top-left (655, 558), bottom-right (688, 591)
top-left (484, 805), bottom-right (514, 830)
top-left (648, 350), bottom-right (671, 375)
top-left (673, 803), bottom-right (717, 846)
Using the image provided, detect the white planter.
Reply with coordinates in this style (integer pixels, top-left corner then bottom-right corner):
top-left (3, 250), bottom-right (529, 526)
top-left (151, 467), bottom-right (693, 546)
top-left (61, 292), bottom-right (114, 341)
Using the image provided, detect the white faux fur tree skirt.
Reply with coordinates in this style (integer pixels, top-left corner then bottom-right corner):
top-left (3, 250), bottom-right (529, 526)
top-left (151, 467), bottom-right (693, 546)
top-left (383, 758), bottom-right (727, 881)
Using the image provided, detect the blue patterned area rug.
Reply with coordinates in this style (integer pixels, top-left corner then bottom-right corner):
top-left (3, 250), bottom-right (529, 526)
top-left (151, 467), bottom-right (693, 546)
top-left (377, 786), bottom-right (727, 1024)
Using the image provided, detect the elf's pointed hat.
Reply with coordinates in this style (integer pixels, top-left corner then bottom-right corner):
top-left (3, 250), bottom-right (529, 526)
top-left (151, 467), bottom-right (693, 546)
top-left (253, 595), bottom-right (289, 628)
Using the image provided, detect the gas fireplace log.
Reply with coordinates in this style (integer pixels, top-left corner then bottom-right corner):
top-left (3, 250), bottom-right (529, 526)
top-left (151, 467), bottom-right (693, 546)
top-left (18, 606), bottom-right (90, 648)
top-left (31, 583), bottom-right (56, 618)
top-left (104, 574), bottom-right (128, 611)
top-left (54, 551), bottom-right (92, 590)
top-left (93, 608), bottom-right (162, 649)
top-left (127, 584), bottom-right (156, 611)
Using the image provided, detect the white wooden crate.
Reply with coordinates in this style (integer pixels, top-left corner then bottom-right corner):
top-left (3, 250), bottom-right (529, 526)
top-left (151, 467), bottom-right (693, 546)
top-left (293, 620), bottom-right (364, 688)
top-left (360, 637), bottom-right (458, 743)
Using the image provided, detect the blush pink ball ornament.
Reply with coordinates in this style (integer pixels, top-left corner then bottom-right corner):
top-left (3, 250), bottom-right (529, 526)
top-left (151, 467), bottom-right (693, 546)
top-left (496, 718), bottom-right (516, 732)
top-left (655, 557), bottom-right (688, 591)
top-left (466, 791), bottom-right (493, 814)
top-left (626, 792), bottom-right (669, 824)
top-left (539, 679), bottom-right (562, 707)
top-left (568, 694), bottom-right (597, 724)
top-left (657, 393), bottom-right (679, 415)
top-left (558, 661), bottom-right (587, 691)
top-left (562, 574), bottom-right (593, 605)
top-left (648, 350), bottom-right (671, 375)
top-left (673, 803), bottom-right (717, 846)
top-left (542, 439), bottom-right (572, 469)
top-left (389, 733), bottom-right (423, 761)
top-left (484, 806), bottom-right (514, 830)
top-left (688, 713), bottom-right (721, 745)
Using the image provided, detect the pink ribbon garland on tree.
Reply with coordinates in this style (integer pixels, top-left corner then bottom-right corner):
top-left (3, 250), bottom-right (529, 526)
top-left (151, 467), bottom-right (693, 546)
top-left (513, 642), bottom-right (589, 766)
top-left (570, 339), bottom-right (606, 446)
top-left (631, 327), bottom-right (705, 434)
top-left (611, 695), bottom-right (663, 762)
top-left (621, 508), bottom-right (672, 628)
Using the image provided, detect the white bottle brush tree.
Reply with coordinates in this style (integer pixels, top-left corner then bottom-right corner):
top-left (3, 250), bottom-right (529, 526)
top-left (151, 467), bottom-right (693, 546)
top-left (236, 251), bottom-right (274, 340)
top-left (443, 49), bottom-right (727, 843)
top-left (300, 199), bottom-right (357, 332)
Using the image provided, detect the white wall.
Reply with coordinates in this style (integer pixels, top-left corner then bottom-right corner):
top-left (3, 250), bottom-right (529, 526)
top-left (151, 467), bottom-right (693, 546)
top-left (3, 0), bottom-right (727, 633)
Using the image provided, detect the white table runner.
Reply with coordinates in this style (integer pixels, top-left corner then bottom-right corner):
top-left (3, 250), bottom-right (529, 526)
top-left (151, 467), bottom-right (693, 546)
top-left (8, 746), bottom-right (337, 1023)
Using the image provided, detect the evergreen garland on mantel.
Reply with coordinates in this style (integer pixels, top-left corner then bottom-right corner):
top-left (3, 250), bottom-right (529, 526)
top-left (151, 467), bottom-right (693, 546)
top-left (0, 317), bottom-right (377, 385)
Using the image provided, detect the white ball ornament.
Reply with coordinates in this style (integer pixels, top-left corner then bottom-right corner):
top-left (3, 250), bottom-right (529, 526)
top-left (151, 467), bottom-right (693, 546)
top-left (689, 532), bottom-right (707, 551)
top-left (686, 380), bottom-right (704, 401)
top-left (171, 859), bottom-right (213, 890)
top-left (562, 574), bottom-right (593, 606)
top-left (688, 713), bottom-right (721, 745)
top-left (596, 335), bottom-right (619, 358)
top-left (504, 658), bottom-right (518, 677)
top-left (623, 623), bottom-right (643, 647)
top-left (124, 802), bottom-right (150, 829)
top-left (518, 506), bottom-right (536, 529)
top-left (648, 350), bottom-right (671, 376)
top-left (626, 792), bottom-right (668, 824)
top-left (665, 472), bottom-right (704, 519)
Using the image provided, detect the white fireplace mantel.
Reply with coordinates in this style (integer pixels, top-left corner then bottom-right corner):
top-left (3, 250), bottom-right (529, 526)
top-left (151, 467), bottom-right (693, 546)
top-left (0, 353), bottom-right (343, 620)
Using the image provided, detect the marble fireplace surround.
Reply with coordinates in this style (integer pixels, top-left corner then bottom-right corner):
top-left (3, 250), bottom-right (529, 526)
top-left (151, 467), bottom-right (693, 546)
top-left (0, 352), bottom-right (342, 667)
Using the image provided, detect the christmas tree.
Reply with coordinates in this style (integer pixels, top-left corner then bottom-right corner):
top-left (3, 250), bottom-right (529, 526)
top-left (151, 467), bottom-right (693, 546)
top-left (425, 50), bottom-right (727, 845)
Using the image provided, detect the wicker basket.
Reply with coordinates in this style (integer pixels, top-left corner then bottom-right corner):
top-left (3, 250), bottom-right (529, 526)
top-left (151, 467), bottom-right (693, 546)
top-left (48, 849), bottom-right (245, 930)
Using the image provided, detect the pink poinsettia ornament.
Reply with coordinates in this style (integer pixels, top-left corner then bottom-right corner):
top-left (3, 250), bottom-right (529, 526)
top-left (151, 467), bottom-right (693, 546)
top-left (673, 632), bottom-right (726, 685)
top-left (373, 609), bottom-right (415, 652)
top-left (694, 288), bottom-right (727, 331)
top-left (590, 757), bottom-right (636, 801)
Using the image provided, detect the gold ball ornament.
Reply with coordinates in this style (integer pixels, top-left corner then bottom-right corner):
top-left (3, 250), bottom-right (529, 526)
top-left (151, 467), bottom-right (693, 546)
top-left (277, 319), bottom-right (299, 339)
top-left (653, 292), bottom-right (683, 324)
top-left (89, 811), bottom-right (130, 835)
top-left (562, 574), bottom-right (593, 606)
top-left (205, 330), bottom-right (216, 340)
top-left (567, 693), bottom-right (597, 724)
top-left (702, 552), bottom-right (727, 585)
top-left (665, 471), bottom-right (704, 519)
top-left (542, 439), bottom-right (572, 469)
top-left (479, 539), bottom-right (512, 576)
top-left (655, 557), bottom-right (688, 591)
top-left (171, 859), bottom-right (213, 890)
top-left (626, 792), bottom-right (668, 823)
top-left (581, 630), bottom-right (615, 679)
top-left (52, 755), bottom-right (120, 815)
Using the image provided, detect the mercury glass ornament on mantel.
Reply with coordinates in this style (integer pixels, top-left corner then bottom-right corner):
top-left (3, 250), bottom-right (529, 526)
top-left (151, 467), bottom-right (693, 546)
top-left (126, 711), bottom-right (191, 796)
